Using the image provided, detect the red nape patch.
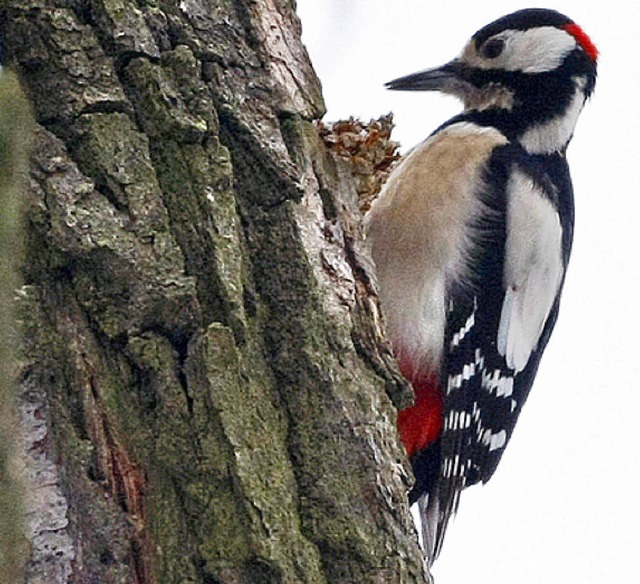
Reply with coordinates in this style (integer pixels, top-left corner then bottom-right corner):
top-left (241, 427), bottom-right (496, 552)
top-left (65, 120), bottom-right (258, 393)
top-left (396, 362), bottom-right (443, 458)
top-left (563, 23), bottom-right (599, 62)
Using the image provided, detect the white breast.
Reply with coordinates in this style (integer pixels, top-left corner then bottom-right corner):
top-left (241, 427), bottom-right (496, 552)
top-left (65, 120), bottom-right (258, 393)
top-left (365, 122), bottom-right (508, 375)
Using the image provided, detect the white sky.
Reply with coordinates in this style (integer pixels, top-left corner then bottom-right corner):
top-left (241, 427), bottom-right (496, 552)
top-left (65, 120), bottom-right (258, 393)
top-left (296, 2), bottom-right (640, 583)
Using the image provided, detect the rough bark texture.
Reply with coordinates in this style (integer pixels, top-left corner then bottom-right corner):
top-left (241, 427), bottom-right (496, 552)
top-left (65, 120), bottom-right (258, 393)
top-left (2, 1), bottom-right (428, 582)
top-left (0, 70), bottom-right (32, 584)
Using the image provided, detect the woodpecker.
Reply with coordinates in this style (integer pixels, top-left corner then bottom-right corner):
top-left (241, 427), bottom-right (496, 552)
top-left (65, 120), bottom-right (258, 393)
top-left (365, 8), bottom-right (597, 565)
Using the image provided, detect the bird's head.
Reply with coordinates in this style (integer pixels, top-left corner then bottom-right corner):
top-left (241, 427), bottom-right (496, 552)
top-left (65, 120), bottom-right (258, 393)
top-left (386, 9), bottom-right (597, 150)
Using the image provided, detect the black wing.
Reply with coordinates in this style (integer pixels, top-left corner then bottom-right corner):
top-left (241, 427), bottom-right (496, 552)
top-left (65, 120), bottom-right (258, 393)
top-left (424, 147), bottom-right (574, 560)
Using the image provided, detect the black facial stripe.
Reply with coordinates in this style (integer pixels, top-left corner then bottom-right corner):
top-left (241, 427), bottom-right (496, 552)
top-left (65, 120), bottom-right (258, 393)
top-left (455, 45), bottom-right (595, 124)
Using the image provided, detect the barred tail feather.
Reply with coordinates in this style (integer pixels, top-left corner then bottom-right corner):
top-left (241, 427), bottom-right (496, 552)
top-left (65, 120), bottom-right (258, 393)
top-left (418, 492), bottom-right (439, 567)
top-left (417, 484), bottom-right (463, 570)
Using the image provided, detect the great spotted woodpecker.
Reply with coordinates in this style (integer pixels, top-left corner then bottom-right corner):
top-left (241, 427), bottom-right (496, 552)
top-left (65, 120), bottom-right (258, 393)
top-left (365, 8), bottom-right (597, 564)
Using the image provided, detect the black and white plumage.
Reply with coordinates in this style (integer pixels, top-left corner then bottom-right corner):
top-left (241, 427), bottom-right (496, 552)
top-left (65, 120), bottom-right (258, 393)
top-left (365, 9), bottom-right (597, 566)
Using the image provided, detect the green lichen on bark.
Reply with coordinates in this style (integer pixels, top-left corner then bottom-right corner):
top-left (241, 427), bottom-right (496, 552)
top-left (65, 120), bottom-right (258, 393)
top-left (121, 48), bottom-right (246, 334)
top-left (73, 112), bottom-right (168, 228)
top-left (195, 323), bottom-right (326, 581)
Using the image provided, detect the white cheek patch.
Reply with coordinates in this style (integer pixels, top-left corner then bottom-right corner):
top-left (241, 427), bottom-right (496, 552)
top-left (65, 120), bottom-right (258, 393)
top-left (497, 169), bottom-right (564, 372)
top-left (465, 26), bottom-right (577, 73)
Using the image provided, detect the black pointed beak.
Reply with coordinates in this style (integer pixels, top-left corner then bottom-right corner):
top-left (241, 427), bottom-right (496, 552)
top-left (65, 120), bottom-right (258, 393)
top-left (385, 60), bottom-right (466, 93)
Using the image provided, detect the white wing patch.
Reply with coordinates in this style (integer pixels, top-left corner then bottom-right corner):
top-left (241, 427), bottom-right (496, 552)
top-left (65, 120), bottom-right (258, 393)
top-left (497, 169), bottom-right (564, 372)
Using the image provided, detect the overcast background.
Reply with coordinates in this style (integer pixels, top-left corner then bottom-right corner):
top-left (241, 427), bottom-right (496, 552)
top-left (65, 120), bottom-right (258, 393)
top-left (296, 1), bottom-right (639, 582)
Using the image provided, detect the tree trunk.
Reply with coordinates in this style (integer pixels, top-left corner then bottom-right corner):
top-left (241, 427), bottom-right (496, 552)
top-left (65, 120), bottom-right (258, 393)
top-left (0, 69), bottom-right (33, 584)
top-left (1, 1), bottom-right (428, 582)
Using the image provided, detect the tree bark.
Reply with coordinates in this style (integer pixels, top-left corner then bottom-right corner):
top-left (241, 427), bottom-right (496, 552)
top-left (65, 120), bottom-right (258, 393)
top-left (2, 1), bottom-right (428, 582)
top-left (0, 69), bottom-right (32, 584)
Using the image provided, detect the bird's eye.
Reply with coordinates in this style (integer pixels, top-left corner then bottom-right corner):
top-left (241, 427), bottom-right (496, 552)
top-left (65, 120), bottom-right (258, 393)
top-left (482, 38), bottom-right (505, 59)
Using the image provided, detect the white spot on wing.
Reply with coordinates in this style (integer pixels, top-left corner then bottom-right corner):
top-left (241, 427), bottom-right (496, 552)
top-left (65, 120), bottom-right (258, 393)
top-left (497, 169), bottom-right (564, 372)
top-left (481, 368), bottom-right (514, 398)
top-left (450, 302), bottom-right (476, 349)
top-left (443, 453), bottom-right (471, 479)
top-left (446, 352), bottom-right (481, 395)
top-left (444, 410), bottom-right (472, 432)
top-left (443, 457), bottom-right (452, 478)
top-left (481, 429), bottom-right (507, 451)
